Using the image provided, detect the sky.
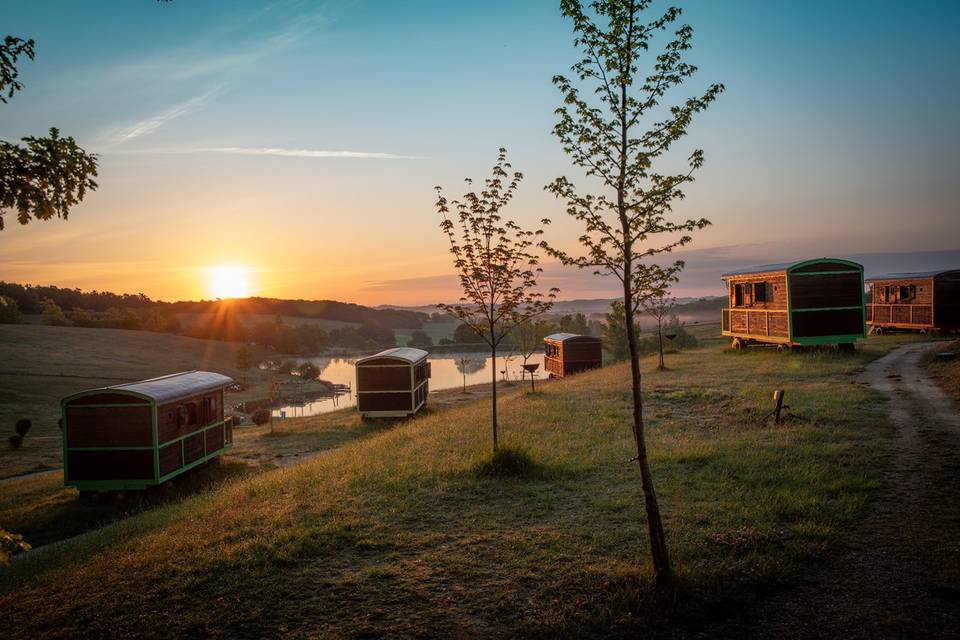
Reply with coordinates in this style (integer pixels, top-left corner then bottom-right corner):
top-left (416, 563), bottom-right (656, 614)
top-left (1, 0), bottom-right (958, 305)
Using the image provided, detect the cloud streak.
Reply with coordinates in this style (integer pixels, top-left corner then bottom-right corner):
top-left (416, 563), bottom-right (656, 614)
top-left (108, 87), bottom-right (221, 144)
top-left (200, 146), bottom-right (423, 160)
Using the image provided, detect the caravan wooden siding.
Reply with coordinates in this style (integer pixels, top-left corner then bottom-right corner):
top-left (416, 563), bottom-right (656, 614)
top-left (62, 371), bottom-right (234, 491)
top-left (867, 270), bottom-right (960, 332)
top-left (356, 347), bottom-right (430, 418)
top-left (722, 258), bottom-right (866, 349)
top-left (543, 333), bottom-right (603, 377)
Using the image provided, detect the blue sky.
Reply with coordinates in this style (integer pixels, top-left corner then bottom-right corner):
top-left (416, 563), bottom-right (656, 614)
top-left (1, 0), bottom-right (958, 304)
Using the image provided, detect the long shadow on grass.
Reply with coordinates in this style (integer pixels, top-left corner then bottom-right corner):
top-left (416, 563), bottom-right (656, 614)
top-left (6, 460), bottom-right (255, 549)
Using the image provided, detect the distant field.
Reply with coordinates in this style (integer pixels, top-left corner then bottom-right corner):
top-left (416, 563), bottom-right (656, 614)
top-left (0, 325), bottom-right (275, 479)
top-left (175, 313), bottom-right (359, 331)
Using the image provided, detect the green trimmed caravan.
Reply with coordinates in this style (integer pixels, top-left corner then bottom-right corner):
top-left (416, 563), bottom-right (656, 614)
top-left (721, 258), bottom-right (866, 352)
top-left (61, 371), bottom-right (234, 492)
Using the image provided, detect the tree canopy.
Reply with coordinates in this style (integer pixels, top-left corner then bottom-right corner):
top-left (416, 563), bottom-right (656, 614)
top-left (435, 148), bottom-right (557, 451)
top-left (0, 35), bottom-right (98, 230)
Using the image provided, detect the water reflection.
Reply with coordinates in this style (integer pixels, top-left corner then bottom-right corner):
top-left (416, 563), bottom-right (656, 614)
top-left (273, 352), bottom-right (543, 418)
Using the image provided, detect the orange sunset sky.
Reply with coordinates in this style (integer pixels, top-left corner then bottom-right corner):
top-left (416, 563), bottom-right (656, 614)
top-left (2, 1), bottom-right (957, 306)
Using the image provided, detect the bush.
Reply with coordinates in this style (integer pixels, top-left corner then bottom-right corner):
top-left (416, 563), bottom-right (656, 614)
top-left (297, 362), bottom-right (320, 381)
top-left (8, 434), bottom-right (22, 449)
top-left (229, 412), bottom-right (245, 426)
top-left (15, 418), bottom-right (31, 438)
top-left (473, 446), bottom-right (543, 479)
top-left (251, 409), bottom-right (271, 425)
top-left (0, 528), bottom-right (31, 565)
top-left (0, 295), bottom-right (22, 324)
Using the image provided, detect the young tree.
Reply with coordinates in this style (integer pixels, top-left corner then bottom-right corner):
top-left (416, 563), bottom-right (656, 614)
top-left (0, 36), bottom-right (98, 230)
top-left (639, 271), bottom-right (677, 370)
top-left (454, 354), bottom-right (486, 392)
top-left (545, 0), bottom-right (723, 592)
top-left (436, 149), bottom-right (557, 452)
top-left (236, 345), bottom-right (255, 386)
top-left (513, 318), bottom-right (556, 381)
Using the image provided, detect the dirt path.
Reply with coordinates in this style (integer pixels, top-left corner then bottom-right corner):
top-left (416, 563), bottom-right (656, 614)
top-left (743, 343), bottom-right (960, 638)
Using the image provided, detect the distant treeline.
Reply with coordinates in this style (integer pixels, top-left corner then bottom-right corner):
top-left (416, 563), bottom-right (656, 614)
top-left (167, 297), bottom-right (426, 329)
top-left (0, 282), bottom-right (427, 328)
top-left (0, 281), bottom-right (423, 354)
top-left (0, 281), bottom-right (704, 358)
top-left (0, 281), bottom-right (154, 313)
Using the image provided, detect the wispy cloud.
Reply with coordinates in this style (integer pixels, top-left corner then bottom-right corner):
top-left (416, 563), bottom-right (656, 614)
top-left (105, 87), bottom-right (222, 145)
top-left (201, 146), bottom-right (423, 160)
top-left (103, 145), bottom-right (423, 160)
top-left (101, 2), bottom-right (332, 86)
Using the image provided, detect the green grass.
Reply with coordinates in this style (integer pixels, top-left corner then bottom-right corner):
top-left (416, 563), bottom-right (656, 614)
top-left (923, 338), bottom-right (960, 404)
top-left (0, 338), bottom-right (907, 638)
top-left (0, 324), bottom-right (274, 479)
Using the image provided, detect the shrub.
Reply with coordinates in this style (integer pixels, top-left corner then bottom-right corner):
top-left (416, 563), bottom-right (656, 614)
top-left (473, 446), bottom-right (543, 479)
top-left (8, 435), bottom-right (22, 449)
top-left (251, 409), bottom-right (271, 425)
top-left (0, 528), bottom-right (31, 565)
top-left (229, 413), bottom-right (245, 426)
top-left (15, 418), bottom-right (31, 438)
top-left (0, 295), bottom-right (22, 324)
top-left (297, 362), bottom-right (320, 381)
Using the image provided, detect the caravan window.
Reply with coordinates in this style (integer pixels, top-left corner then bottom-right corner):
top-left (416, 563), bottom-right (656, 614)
top-left (754, 282), bottom-right (767, 303)
top-left (899, 285), bottom-right (916, 302)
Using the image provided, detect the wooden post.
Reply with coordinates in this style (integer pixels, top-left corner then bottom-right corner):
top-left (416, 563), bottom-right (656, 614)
top-left (269, 380), bottom-right (279, 434)
top-left (773, 389), bottom-right (785, 425)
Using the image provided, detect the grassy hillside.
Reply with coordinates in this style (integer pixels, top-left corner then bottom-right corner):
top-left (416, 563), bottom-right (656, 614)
top-left (0, 325), bottom-right (275, 479)
top-left (1, 341), bottom-right (901, 638)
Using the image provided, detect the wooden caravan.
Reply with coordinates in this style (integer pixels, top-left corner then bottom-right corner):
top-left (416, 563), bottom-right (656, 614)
top-left (356, 347), bottom-right (430, 418)
top-left (866, 270), bottom-right (960, 333)
top-left (721, 258), bottom-right (866, 350)
top-left (62, 371), bottom-right (234, 491)
top-left (543, 333), bottom-right (602, 377)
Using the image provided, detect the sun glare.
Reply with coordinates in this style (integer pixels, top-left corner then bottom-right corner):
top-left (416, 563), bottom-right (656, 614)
top-left (207, 265), bottom-right (253, 299)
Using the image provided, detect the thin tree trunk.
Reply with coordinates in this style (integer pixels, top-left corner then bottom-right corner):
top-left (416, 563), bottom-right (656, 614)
top-left (657, 319), bottom-right (664, 370)
top-left (624, 289), bottom-right (673, 593)
top-left (617, 25), bottom-right (673, 591)
top-left (491, 342), bottom-right (498, 452)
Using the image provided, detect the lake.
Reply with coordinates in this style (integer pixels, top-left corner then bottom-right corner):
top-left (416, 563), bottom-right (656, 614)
top-left (273, 352), bottom-right (544, 418)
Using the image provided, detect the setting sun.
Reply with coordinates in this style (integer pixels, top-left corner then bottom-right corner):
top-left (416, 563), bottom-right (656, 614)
top-left (206, 265), bottom-right (252, 299)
